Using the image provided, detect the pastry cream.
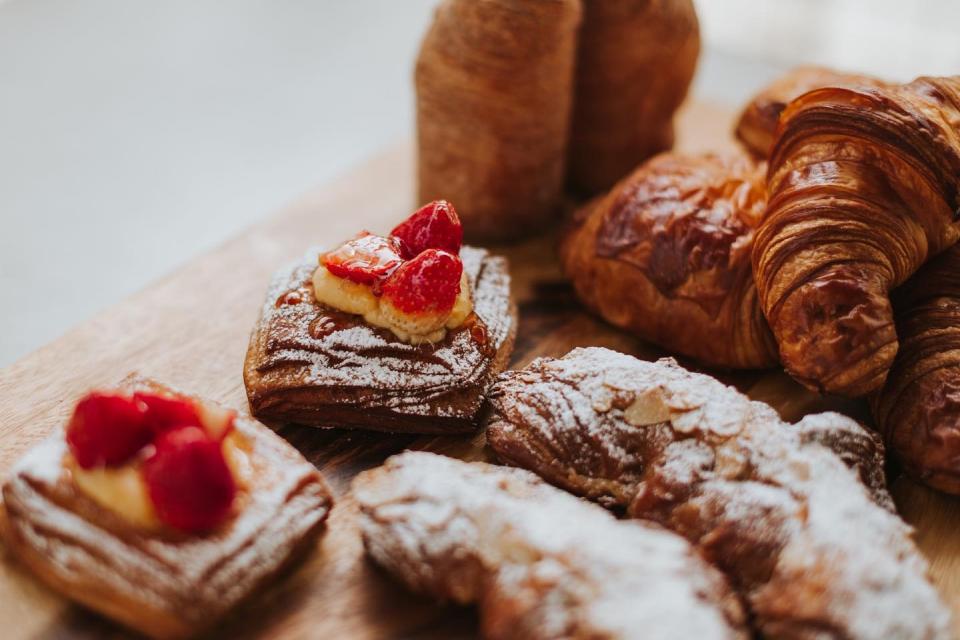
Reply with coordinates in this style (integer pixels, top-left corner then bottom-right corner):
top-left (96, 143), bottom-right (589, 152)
top-left (312, 265), bottom-right (472, 344)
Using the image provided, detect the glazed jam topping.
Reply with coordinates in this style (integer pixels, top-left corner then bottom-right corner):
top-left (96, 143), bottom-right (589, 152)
top-left (313, 200), bottom-right (473, 344)
top-left (65, 390), bottom-right (248, 533)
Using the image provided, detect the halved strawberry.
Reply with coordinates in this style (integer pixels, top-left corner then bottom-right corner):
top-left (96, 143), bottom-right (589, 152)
top-left (321, 232), bottom-right (405, 285)
top-left (380, 249), bottom-right (463, 315)
top-left (66, 392), bottom-right (152, 469)
top-left (135, 392), bottom-right (202, 435)
top-left (143, 426), bottom-right (236, 533)
top-left (390, 200), bottom-right (462, 259)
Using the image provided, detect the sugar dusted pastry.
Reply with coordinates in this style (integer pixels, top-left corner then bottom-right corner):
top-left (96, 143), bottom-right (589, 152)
top-left (354, 451), bottom-right (748, 640)
top-left (1, 377), bottom-right (333, 639)
top-left (244, 201), bottom-right (516, 433)
top-left (486, 347), bottom-right (952, 639)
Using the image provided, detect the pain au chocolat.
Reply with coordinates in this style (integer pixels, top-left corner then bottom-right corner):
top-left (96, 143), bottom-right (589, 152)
top-left (244, 201), bottom-right (516, 433)
top-left (1, 377), bottom-right (333, 639)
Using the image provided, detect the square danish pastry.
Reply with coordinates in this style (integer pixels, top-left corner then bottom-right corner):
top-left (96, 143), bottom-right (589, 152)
top-left (1, 377), bottom-right (333, 639)
top-left (244, 201), bottom-right (517, 433)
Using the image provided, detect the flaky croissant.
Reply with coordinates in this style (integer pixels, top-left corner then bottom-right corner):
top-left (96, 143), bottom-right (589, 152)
top-left (559, 151), bottom-right (778, 368)
top-left (872, 245), bottom-right (960, 493)
top-left (734, 66), bottom-right (887, 159)
top-left (752, 75), bottom-right (960, 396)
top-left (486, 348), bottom-right (952, 639)
top-left (415, 0), bottom-right (582, 242)
top-left (567, 0), bottom-right (699, 194)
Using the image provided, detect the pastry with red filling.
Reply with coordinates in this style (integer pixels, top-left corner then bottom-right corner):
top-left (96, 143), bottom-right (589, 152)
top-left (1, 377), bottom-right (332, 639)
top-left (243, 200), bottom-right (517, 433)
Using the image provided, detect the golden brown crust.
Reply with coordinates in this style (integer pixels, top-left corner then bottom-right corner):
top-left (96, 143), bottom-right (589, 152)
top-left (1, 377), bottom-right (333, 639)
top-left (734, 66), bottom-right (887, 159)
top-left (243, 247), bottom-right (517, 433)
top-left (560, 151), bottom-right (778, 368)
top-left (354, 451), bottom-right (748, 640)
top-left (753, 75), bottom-right (960, 396)
top-left (486, 348), bottom-right (952, 638)
top-left (415, 0), bottom-right (582, 242)
top-left (872, 245), bottom-right (960, 493)
top-left (567, 0), bottom-right (699, 194)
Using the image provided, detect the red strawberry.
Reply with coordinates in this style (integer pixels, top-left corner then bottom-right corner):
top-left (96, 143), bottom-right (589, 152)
top-left (381, 249), bottom-right (463, 314)
top-left (390, 200), bottom-right (462, 259)
top-left (322, 232), bottom-right (405, 285)
top-left (135, 392), bottom-right (202, 435)
top-left (66, 392), bottom-right (152, 469)
top-left (143, 426), bottom-right (236, 533)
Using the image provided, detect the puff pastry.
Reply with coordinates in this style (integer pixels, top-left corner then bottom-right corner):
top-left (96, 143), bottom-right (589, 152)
top-left (354, 451), bottom-right (748, 640)
top-left (753, 75), bottom-right (960, 396)
top-left (560, 151), bottom-right (777, 368)
top-left (244, 246), bottom-right (516, 433)
top-left (1, 377), bottom-right (333, 639)
top-left (486, 347), bottom-right (951, 639)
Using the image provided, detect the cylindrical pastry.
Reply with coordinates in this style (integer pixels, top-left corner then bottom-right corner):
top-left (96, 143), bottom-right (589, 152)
top-left (560, 151), bottom-right (778, 369)
top-left (752, 75), bottom-right (960, 396)
top-left (567, 0), bottom-right (699, 195)
top-left (872, 245), bottom-right (960, 493)
top-left (415, 0), bottom-right (582, 242)
top-left (734, 66), bottom-right (887, 160)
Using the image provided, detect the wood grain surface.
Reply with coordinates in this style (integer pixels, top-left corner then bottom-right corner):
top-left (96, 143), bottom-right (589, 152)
top-left (1, 101), bottom-right (958, 639)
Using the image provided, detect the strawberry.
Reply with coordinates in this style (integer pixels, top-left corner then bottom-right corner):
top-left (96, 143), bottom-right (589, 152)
top-left (390, 200), bottom-right (462, 259)
top-left (381, 249), bottom-right (463, 315)
top-left (143, 426), bottom-right (236, 533)
top-left (66, 392), bottom-right (152, 469)
top-left (321, 232), bottom-right (405, 285)
top-left (135, 392), bottom-right (202, 435)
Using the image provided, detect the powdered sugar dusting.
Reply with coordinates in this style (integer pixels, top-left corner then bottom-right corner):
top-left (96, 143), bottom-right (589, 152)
top-left (354, 451), bottom-right (747, 639)
top-left (486, 347), bottom-right (952, 640)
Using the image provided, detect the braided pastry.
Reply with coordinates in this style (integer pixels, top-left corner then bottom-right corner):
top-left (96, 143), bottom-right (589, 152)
top-left (486, 347), bottom-right (952, 639)
top-left (560, 151), bottom-right (777, 368)
top-left (753, 75), bottom-right (960, 396)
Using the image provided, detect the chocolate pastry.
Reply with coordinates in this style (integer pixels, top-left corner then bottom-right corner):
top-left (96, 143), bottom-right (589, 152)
top-left (486, 348), bottom-right (951, 639)
top-left (354, 451), bottom-right (748, 640)
top-left (1, 377), bottom-right (333, 639)
top-left (872, 245), bottom-right (960, 494)
top-left (560, 151), bottom-right (778, 369)
top-left (244, 246), bottom-right (516, 433)
top-left (735, 66), bottom-right (887, 159)
top-left (752, 75), bottom-right (960, 396)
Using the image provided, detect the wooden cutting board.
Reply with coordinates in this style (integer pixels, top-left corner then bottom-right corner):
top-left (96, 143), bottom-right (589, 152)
top-left (2, 100), bottom-right (959, 639)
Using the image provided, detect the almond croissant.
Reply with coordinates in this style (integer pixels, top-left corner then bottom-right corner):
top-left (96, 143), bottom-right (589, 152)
top-left (486, 347), bottom-right (952, 639)
top-left (872, 245), bottom-right (960, 493)
top-left (354, 451), bottom-right (748, 640)
top-left (560, 151), bottom-right (778, 368)
top-left (567, 0), bottom-right (699, 194)
top-left (734, 66), bottom-right (887, 160)
top-left (753, 75), bottom-right (960, 396)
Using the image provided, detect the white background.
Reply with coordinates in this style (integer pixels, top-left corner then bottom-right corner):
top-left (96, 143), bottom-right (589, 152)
top-left (1, 0), bottom-right (958, 366)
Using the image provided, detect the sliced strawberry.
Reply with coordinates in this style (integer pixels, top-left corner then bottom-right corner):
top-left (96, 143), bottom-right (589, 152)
top-left (143, 426), bottom-right (236, 533)
top-left (390, 200), bottom-right (462, 259)
top-left (66, 392), bottom-right (152, 469)
top-left (321, 232), bottom-right (405, 285)
top-left (381, 249), bottom-right (463, 315)
top-left (196, 402), bottom-right (236, 440)
top-left (135, 392), bottom-right (202, 435)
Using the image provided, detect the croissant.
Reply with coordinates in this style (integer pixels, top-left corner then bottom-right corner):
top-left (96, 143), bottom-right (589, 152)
top-left (752, 75), bottom-right (960, 396)
top-left (560, 151), bottom-right (778, 368)
top-left (486, 348), bottom-right (952, 639)
top-left (734, 66), bottom-right (887, 159)
top-left (871, 245), bottom-right (960, 493)
top-left (415, 0), bottom-right (582, 242)
top-left (354, 451), bottom-right (748, 639)
top-left (567, 0), bottom-right (699, 194)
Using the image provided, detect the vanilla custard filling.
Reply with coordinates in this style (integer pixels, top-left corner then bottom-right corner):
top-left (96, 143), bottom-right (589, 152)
top-left (312, 265), bottom-right (473, 344)
top-left (69, 432), bottom-right (250, 530)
